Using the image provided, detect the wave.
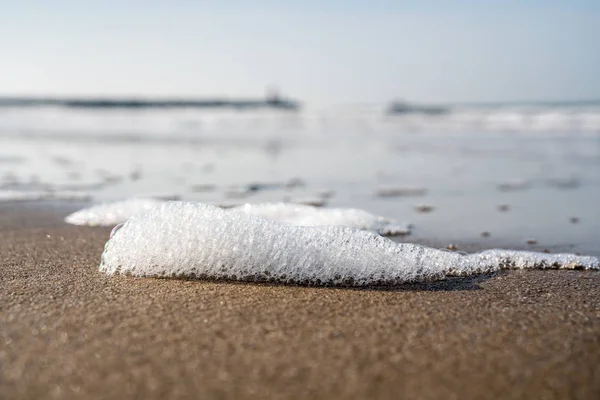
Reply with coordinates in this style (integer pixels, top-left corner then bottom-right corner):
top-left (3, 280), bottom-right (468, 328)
top-left (1, 103), bottom-right (599, 144)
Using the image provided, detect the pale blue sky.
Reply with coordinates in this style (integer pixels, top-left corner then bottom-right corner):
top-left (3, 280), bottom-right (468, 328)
top-left (1, 1), bottom-right (598, 105)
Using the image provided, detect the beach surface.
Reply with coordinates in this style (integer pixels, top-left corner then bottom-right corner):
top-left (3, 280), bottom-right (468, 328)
top-left (1, 202), bottom-right (599, 399)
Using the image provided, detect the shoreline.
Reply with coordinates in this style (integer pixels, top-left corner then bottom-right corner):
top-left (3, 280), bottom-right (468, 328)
top-left (2, 199), bottom-right (596, 256)
top-left (1, 202), bottom-right (599, 399)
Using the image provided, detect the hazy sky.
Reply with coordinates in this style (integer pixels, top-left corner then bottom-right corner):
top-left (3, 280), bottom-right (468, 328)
top-left (1, 1), bottom-right (599, 105)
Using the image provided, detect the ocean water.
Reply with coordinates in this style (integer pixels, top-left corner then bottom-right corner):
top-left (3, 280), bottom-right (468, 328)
top-left (1, 102), bottom-right (599, 255)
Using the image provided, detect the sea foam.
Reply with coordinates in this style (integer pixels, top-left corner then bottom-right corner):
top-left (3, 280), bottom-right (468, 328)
top-left (230, 202), bottom-right (410, 235)
top-left (66, 199), bottom-right (409, 235)
top-left (100, 202), bottom-right (599, 286)
top-left (65, 198), bottom-right (164, 226)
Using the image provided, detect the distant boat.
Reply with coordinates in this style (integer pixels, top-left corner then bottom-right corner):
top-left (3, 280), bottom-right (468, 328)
top-left (386, 101), bottom-right (449, 115)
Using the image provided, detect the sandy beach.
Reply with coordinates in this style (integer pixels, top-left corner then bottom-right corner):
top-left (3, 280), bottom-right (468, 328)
top-left (1, 202), bottom-right (599, 399)
top-left (3, 3), bottom-right (600, 398)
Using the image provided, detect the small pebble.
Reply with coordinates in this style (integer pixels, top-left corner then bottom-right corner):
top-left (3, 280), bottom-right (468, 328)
top-left (414, 204), bottom-right (434, 213)
top-left (446, 244), bottom-right (458, 251)
top-left (497, 204), bottom-right (510, 212)
top-left (497, 181), bottom-right (530, 192)
top-left (546, 177), bottom-right (580, 190)
top-left (481, 231), bottom-right (491, 238)
top-left (570, 217), bottom-right (579, 224)
top-left (376, 187), bottom-right (427, 198)
top-left (526, 239), bottom-right (538, 245)
top-left (289, 198), bottom-right (326, 207)
top-left (285, 177), bottom-right (305, 189)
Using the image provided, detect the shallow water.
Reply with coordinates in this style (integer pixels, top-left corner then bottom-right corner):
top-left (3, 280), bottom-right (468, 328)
top-left (1, 105), bottom-right (599, 255)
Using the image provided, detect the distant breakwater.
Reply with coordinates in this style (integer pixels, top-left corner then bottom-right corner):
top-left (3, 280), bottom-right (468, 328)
top-left (0, 96), bottom-right (300, 111)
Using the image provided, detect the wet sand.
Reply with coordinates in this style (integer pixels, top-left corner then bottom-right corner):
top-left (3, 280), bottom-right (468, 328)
top-left (1, 203), bottom-right (599, 399)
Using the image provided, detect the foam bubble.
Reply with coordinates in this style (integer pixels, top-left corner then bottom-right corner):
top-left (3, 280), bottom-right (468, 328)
top-left (100, 202), bottom-right (599, 286)
top-left (110, 223), bottom-right (125, 239)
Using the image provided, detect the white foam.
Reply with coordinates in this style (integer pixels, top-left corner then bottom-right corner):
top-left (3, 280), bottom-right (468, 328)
top-left (231, 202), bottom-right (410, 235)
top-left (65, 199), bottom-right (410, 235)
top-left (65, 198), bottom-right (165, 226)
top-left (100, 202), bottom-right (599, 286)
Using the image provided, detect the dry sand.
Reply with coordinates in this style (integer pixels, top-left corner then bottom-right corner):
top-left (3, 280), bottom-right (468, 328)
top-left (1, 202), bottom-right (599, 399)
